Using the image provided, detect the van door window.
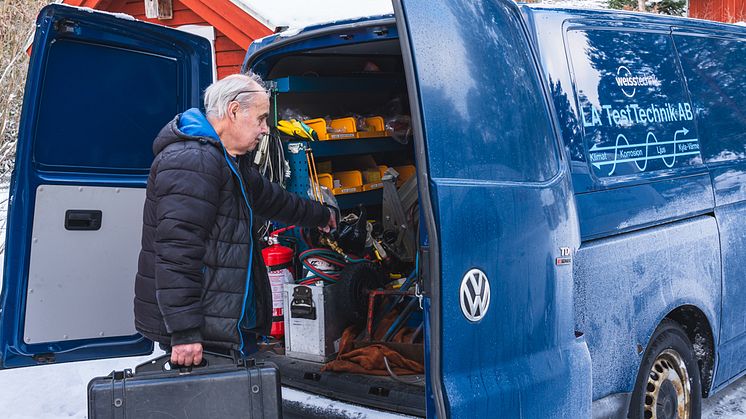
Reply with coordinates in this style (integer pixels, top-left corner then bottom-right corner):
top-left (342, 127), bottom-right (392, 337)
top-left (422, 18), bottom-right (560, 183)
top-left (673, 35), bottom-right (746, 163)
top-left (567, 29), bottom-right (700, 180)
top-left (33, 40), bottom-right (180, 173)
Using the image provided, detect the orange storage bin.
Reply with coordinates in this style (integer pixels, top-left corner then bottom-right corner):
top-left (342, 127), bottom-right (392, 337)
top-left (317, 173), bottom-right (333, 191)
top-left (361, 167), bottom-right (384, 191)
top-left (364, 116), bottom-right (385, 132)
top-left (333, 170), bottom-right (363, 195)
top-left (362, 167), bottom-right (382, 184)
top-left (328, 117), bottom-right (357, 140)
top-left (357, 115), bottom-right (388, 139)
top-left (303, 118), bottom-right (328, 140)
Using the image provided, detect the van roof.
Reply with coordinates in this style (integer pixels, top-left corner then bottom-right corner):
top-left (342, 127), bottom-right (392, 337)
top-left (520, 4), bottom-right (746, 34)
top-left (247, 4), bottom-right (746, 65)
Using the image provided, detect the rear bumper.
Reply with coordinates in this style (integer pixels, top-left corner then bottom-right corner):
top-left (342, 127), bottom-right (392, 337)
top-left (282, 387), bottom-right (421, 418)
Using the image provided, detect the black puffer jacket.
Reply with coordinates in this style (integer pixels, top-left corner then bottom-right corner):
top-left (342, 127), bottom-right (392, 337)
top-left (134, 114), bottom-right (330, 350)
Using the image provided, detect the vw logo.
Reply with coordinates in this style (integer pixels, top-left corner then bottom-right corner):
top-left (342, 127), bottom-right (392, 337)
top-left (460, 268), bottom-right (491, 322)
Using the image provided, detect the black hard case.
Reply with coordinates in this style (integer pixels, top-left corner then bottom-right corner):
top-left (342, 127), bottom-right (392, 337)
top-left (87, 353), bottom-right (282, 419)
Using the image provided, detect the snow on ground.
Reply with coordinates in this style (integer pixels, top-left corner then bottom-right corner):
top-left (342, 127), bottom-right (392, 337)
top-left (705, 375), bottom-right (746, 417)
top-left (0, 350), bottom-right (166, 419)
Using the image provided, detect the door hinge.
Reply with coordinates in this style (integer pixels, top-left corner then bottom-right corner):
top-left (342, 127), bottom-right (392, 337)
top-left (416, 246), bottom-right (431, 308)
top-left (53, 19), bottom-right (78, 34)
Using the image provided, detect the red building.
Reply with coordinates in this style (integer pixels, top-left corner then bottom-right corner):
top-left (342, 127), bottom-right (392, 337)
top-left (689, 0), bottom-right (746, 23)
top-left (62, 0), bottom-right (273, 79)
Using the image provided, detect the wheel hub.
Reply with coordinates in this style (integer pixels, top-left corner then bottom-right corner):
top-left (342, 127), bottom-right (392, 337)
top-left (644, 349), bottom-right (691, 419)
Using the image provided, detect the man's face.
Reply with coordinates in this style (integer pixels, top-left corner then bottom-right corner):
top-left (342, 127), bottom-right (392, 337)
top-left (230, 93), bottom-right (269, 155)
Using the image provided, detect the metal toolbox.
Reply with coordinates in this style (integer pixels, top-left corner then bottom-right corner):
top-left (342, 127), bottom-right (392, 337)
top-left (283, 282), bottom-right (348, 362)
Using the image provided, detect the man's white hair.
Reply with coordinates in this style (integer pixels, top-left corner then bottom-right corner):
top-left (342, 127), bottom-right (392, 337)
top-left (204, 73), bottom-right (267, 119)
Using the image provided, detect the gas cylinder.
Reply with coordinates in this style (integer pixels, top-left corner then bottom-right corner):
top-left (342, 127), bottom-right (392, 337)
top-left (261, 235), bottom-right (295, 339)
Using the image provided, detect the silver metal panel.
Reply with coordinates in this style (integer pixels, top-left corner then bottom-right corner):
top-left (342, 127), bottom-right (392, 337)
top-left (284, 283), bottom-right (347, 363)
top-left (24, 185), bottom-right (145, 344)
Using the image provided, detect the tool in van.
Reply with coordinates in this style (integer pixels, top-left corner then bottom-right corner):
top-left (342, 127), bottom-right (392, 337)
top-left (381, 168), bottom-right (417, 262)
top-left (277, 119), bottom-right (318, 141)
top-left (305, 148), bottom-right (324, 204)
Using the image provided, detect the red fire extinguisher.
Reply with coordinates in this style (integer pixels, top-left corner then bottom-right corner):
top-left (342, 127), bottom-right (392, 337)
top-left (261, 226), bottom-right (296, 339)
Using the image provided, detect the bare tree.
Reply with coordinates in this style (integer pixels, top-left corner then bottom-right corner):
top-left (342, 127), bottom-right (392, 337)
top-left (0, 1), bottom-right (54, 182)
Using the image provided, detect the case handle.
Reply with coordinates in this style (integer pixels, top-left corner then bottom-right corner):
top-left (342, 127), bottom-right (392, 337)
top-left (134, 351), bottom-right (236, 374)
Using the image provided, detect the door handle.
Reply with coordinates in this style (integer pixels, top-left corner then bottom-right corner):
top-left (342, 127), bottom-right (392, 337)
top-left (65, 210), bottom-right (102, 231)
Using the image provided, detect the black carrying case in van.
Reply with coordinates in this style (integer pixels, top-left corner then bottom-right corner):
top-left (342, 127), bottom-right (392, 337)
top-left (87, 352), bottom-right (282, 419)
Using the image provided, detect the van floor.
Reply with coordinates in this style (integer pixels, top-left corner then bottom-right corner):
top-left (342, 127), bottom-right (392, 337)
top-left (254, 351), bottom-right (425, 417)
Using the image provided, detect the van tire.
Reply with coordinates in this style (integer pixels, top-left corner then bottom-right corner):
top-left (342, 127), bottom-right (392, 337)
top-left (628, 319), bottom-right (701, 419)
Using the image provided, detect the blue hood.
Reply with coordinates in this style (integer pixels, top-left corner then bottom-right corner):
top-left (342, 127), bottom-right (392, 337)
top-left (153, 108), bottom-right (222, 155)
top-left (178, 108), bottom-right (220, 141)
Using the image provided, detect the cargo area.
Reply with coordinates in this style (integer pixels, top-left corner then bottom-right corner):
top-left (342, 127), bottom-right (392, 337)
top-left (249, 35), bottom-right (427, 416)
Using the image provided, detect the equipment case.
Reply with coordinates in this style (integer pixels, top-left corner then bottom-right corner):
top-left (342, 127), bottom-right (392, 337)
top-left (87, 353), bottom-right (282, 419)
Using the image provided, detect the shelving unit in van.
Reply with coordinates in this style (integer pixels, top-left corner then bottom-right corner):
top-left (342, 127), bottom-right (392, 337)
top-left (284, 137), bottom-right (410, 209)
top-left (272, 75), bottom-right (406, 94)
top-left (271, 73), bottom-right (412, 210)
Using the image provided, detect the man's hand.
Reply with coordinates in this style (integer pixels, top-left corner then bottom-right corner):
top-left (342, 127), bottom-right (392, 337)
top-left (319, 207), bottom-right (337, 233)
top-left (170, 342), bottom-right (203, 366)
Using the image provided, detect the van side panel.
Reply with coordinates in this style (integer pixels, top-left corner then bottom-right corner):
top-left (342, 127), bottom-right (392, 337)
top-left (575, 175), bottom-right (713, 240)
top-left (673, 31), bottom-right (746, 385)
top-left (522, 7), bottom-right (725, 403)
top-left (574, 216), bottom-right (720, 399)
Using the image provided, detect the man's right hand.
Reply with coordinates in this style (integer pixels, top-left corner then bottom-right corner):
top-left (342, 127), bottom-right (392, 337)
top-left (319, 206), bottom-right (338, 233)
top-left (170, 342), bottom-right (203, 366)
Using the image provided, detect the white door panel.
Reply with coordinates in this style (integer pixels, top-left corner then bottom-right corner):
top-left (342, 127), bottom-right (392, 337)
top-left (23, 185), bottom-right (145, 344)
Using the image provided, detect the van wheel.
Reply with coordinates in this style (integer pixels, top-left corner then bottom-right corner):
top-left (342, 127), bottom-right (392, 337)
top-left (629, 320), bottom-right (701, 419)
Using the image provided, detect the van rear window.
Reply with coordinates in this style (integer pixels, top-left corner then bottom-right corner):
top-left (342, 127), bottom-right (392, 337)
top-left (567, 29), bottom-right (701, 179)
top-left (32, 40), bottom-right (180, 172)
top-left (674, 35), bottom-right (746, 163)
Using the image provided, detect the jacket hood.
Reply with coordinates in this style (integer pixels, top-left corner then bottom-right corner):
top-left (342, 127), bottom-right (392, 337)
top-left (153, 108), bottom-right (222, 155)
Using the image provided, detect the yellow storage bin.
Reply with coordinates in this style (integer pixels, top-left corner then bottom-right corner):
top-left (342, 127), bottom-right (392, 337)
top-left (333, 170), bottom-right (363, 195)
top-left (328, 117), bottom-right (357, 140)
top-left (356, 115), bottom-right (389, 138)
top-left (364, 116), bottom-right (385, 132)
top-left (361, 167), bottom-right (383, 191)
top-left (317, 173), bottom-right (333, 191)
top-left (362, 167), bottom-right (382, 184)
top-left (303, 118), bottom-right (328, 140)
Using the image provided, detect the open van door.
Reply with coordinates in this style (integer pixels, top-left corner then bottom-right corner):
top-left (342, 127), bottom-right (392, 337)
top-left (0, 4), bottom-right (213, 369)
top-left (394, 0), bottom-right (592, 417)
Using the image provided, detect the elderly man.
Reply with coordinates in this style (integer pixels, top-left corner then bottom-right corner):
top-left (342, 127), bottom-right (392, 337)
top-left (134, 73), bottom-right (335, 366)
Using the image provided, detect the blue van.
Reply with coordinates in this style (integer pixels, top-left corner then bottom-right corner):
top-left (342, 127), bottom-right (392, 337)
top-left (2, 1), bottom-right (746, 418)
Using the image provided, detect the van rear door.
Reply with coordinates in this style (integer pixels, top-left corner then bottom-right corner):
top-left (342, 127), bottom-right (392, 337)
top-left (395, 0), bottom-right (592, 416)
top-left (0, 4), bottom-right (213, 368)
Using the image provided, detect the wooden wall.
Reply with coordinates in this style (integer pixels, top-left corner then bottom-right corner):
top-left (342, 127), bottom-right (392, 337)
top-left (689, 0), bottom-right (746, 23)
